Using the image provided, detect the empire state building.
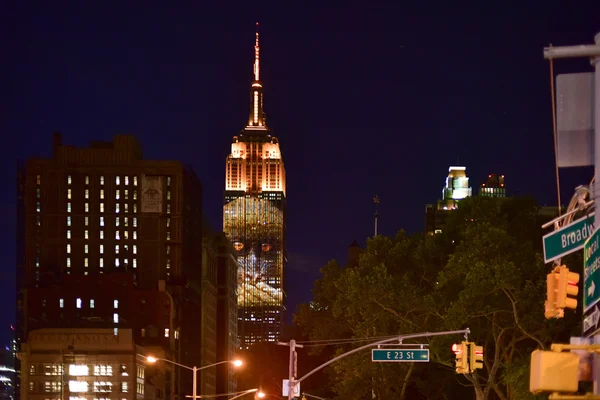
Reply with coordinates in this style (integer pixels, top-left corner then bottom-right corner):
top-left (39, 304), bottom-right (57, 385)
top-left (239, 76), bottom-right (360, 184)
top-left (223, 25), bottom-right (286, 349)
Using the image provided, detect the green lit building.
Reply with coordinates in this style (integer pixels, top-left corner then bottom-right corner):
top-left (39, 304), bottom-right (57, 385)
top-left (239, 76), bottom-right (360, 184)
top-left (223, 28), bottom-right (286, 349)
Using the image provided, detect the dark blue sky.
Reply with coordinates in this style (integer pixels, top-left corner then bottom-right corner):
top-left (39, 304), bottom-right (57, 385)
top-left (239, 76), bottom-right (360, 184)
top-left (2, 2), bottom-right (599, 342)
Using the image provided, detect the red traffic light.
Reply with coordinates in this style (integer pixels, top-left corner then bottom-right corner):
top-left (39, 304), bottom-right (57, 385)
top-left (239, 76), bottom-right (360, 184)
top-left (452, 343), bottom-right (462, 354)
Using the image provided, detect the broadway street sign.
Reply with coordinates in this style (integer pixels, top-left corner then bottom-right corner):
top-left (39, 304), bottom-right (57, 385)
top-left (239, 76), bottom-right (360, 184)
top-left (543, 213), bottom-right (595, 263)
top-left (371, 349), bottom-right (430, 362)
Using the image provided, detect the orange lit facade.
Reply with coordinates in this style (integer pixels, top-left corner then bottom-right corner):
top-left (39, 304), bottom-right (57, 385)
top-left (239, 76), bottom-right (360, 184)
top-left (223, 26), bottom-right (286, 349)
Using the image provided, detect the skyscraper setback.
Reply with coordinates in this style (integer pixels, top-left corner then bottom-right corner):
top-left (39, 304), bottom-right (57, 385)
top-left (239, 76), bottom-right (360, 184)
top-left (223, 26), bottom-right (286, 349)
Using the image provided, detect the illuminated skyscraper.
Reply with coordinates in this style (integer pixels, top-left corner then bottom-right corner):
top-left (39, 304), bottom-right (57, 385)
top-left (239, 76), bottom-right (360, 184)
top-left (223, 25), bottom-right (286, 349)
top-left (425, 166), bottom-right (472, 234)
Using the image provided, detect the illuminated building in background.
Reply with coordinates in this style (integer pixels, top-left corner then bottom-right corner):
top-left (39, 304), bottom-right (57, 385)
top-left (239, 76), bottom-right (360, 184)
top-left (479, 174), bottom-right (506, 198)
top-left (425, 166), bottom-right (473, 235)
top-left (223, 24), bottom-right (286, 349)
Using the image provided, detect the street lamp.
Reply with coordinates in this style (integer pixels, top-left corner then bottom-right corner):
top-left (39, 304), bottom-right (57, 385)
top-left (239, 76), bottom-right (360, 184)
top-left (146, 356), bottom-right (243, 400)
top-left (227, 388), bottom-right (265, 400)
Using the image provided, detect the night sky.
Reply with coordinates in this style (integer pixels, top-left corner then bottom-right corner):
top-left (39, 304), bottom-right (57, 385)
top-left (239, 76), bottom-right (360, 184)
top-left (2, 2), bottom-right (600, 345)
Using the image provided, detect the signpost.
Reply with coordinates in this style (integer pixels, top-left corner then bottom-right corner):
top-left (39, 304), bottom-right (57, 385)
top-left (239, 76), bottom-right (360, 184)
top-left (371, 348), bottom-right (430, 362)
top-left (543, 213), bottom-right (595, 263)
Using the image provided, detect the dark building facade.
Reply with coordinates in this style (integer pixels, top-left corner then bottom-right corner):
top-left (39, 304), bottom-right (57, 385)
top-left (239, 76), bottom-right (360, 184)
top-left (479, 174), bottom-right (506, 198)
top-left (213, 233), bottom-right (238, 396)
top-left (223, 28), bottom-right (286, 349)
top-left (16, 134), bottom-right (206, 399)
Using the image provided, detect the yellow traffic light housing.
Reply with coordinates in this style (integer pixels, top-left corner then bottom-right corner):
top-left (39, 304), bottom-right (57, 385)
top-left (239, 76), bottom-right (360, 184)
top-left (452, 342), bottom-right (469, 374)
top-left (545, 269), bottom-right (562, 319)
top-left (556, 265), bottom-right (579, 310)
top-left (469, 344), bottom-right (484, 372)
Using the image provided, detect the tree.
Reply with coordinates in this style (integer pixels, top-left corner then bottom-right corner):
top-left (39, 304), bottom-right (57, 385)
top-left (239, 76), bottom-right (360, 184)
top-left (295, 197), bottom-right (578, 400)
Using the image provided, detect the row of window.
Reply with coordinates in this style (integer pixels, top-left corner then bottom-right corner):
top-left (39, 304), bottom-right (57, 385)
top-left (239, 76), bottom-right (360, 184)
top-left (68, 175), bottom-right (139, 186)
top-left (68, 189), bottom-right (140, 200)
top-left (67, 244), bottom-right (138, 255)
top-left (30, 380), bottom-right (135, 394)
top-left (67, 202), bottom-right (139, 214)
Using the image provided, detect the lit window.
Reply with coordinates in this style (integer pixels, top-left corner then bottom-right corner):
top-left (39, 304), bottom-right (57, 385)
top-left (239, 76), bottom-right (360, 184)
top-left (166, 245), bottom-right (170, 255)
top-left (164, 328), bottom-right (169, 337)
top-left (116, 190), bottom-right (120, 200)
top-left (114, 300), bottom-right (119, 309)
top-left (133, 245), bottom-right (137, 254)
top-left (133, 176), bottom-right (138, 186)
top-left (133, 231), bottom-right (137, 240)
top-left (85, 216), bottom-right (89, 226)
top-left (124, 217), bottom-right (128, 226)
top-left (94, 365), bottom-right (113, 376)
top-left (67, 189), bottom-right (72, 199)
top-left (76, 298), bottom-right (82, 308)
top-left (133, 204), bottom-right (137, 213)
top-left (85, 203), bottom-right (89, 212)
top-left (133, 259), bottom-right (137, 268)
top-left (85, 230), bottom-right (89, 239)
top-left (113, 313), bottom-right (119, 323)
top-left (100, 203), bottom-right (104, 213)
top-left (124, 203), bottom-right (128, 213)
top-left (133, 190), bottom-right (137, 200)
top-left (167, 177), bottom-right (171, 186)
top-left (69, 381), bottom-right (88, 393)
top-left (114, 327), bottom-right (118, 336)
top-left (85, 189), bottom-right (89, 199)
top-left (36, 256), bottom-right (40, 267)
top-left (167, 190), bottom-right (171, 200)
top-left (116, 204), bottom-right (120, 213)
top-left (121, 382), bottom-right (128, 393)
top-left (100, 189), bottom-right (104, 199)
top-left (115, 258), bottom-right (120, 267)
top-left (36, 174), bottom-right (41, 185)
top-left (100, 258), bottom-right (104, 268)
top-left (116, 176), bottom-right (120, 185)
top-left (124, 190), bottom-right (129, 199)
top-left (166, 204), bottom-right (171, 214)
top-left (166, 218), bottom-right (170, 228)
top-left (100, 245), bottom-right (104, 254)
top-left (67, 202), bottom-right (71, 212)
top-left (115, 245), bottom-right (119, 254)
top-left (100, 231), bottom-right (104, 239)
top-left (116, 231), bottom-right (120, 240)
top-left (125, 176), bottom-right (129, 186)
top-left (100, 176), bottom-right (105, 185)
top-left (124, 231), bottom-right (128, 240)
top-left (90, 299), bottom-right (95, 308)
top-left (36, 201), bottom-right (41, 212)
top-left (69, 365), bottom-right (88, 376)
top-left (133, 217), bottom-right (137, 227)
top-left (67, 230), bottom-right (71, 239)
top-left (116, 217), bottom-right (120, 227)
top-left (67, 216), bottom-right (71, 226)
top-left (166, 259), bottom-right (171, 269)
top-left (67, 258), bottom-right (71, 268)
top-left (85, 244), bottom-right (89, 254)
top-left (67, 244), bottom-right (71, 254)
top-left (84, 258), bottom-right (88, 267)
top-left (85, 175), bottom-right (89, 185)
top-left (100, 216), bottom-right (105, 226)
top-left (67, 175), bottom-right (72, 185)
top-left (36, 188), bottom-right (40, 198)
top-left (166, 232), bottom-right (171, 240)
top-left (60, 298), bottom-right (64, 308)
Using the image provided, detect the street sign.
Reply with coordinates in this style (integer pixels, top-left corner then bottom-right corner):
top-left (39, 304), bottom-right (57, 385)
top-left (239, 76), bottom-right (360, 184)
top-left (543, 213), bottom-right (595, 263)
top-left (282, 379), bottom-right (300, 397)
top-left (371, 349), bottom-right (430, 362)
top-left (584, 228), bottom-right (600, 312)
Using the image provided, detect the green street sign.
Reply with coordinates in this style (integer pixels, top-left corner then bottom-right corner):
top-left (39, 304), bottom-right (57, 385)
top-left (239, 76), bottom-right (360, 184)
top-left (371, 349), bottom-right (430, 362)
top-left (543, 213), bottom-right (595, 263)
top-left (584, 227), bottom-right (600, 311)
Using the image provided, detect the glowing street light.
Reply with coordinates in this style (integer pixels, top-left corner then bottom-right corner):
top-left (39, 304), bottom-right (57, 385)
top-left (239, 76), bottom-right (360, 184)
top-left (145, 356), bottom-right (243, 400)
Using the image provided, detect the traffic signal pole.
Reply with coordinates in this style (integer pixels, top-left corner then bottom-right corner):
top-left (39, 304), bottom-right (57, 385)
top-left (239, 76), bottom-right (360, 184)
top-left (543, 32), bottom-right (600, 395)
top-left (283, 328), bottom-right (470, 398)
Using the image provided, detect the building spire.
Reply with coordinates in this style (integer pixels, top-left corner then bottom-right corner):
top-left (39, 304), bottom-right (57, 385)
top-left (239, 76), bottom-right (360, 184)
top-left (247, 22), bottom-right (267, 129)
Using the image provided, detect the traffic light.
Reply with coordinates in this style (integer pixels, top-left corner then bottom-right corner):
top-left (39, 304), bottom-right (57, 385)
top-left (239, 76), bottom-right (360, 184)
top-left (556, 265), bottom-right (579, 310)
top-left (452, 342), bottom-right (469, 374)
top-left (469, 343), bottom-right (484, 372)
top-left (545, 269), bottom-right (563, 319)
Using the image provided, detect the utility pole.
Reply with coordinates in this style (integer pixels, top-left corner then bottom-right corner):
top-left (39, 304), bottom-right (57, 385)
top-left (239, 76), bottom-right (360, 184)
top-left (543, 32), bottom-right (600, 394)
top-left (278, 339), bottom-right (304, 399)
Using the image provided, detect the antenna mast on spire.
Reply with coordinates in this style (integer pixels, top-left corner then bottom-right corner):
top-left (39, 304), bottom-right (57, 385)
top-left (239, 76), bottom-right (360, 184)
top-left (254, 22), bottom-right (260, 82)
top-left (373, 195), bottom-right (380, 237)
